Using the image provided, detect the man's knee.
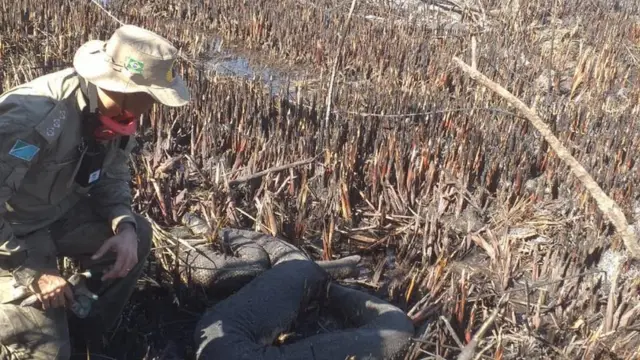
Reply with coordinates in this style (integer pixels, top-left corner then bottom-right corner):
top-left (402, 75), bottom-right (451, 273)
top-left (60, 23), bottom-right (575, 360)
top-left (133, 214), bottom-right (152, 261)
top-left (0, 305), bottom-right (70, 360)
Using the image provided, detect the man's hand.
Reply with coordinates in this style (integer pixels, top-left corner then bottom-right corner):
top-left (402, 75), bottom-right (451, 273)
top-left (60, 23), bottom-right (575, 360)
top-left (30, 273), bottom-right (74, 310)
top-left (91, 223), bottom-right (138, 281)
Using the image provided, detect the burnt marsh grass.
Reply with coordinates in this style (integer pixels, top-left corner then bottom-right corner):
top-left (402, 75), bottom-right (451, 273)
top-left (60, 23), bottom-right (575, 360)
top-left (2, 0), bottom-right (640, 359)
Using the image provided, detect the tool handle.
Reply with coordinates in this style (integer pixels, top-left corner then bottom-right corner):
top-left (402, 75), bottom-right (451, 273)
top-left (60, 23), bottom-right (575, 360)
top-left (19, 294), bottom-right (39, 307)
top-left (18, 270), bottom-right (94, 308)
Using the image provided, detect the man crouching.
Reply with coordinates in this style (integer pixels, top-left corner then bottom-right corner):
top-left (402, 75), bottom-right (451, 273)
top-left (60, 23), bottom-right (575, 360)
top-left (0, 24), bottom-right (190, 359)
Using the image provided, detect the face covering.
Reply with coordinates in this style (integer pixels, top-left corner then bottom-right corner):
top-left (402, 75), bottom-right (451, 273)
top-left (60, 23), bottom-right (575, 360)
top-left (94, 110), bottom-right (138, 141)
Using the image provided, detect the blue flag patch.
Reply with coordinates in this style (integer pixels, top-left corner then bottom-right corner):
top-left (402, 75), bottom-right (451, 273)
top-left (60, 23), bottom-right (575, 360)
top-left (9, 140), bottom-right (40, 162)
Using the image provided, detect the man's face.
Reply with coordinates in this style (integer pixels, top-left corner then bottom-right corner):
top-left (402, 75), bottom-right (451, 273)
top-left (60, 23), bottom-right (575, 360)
top-left (98, 88), bottom-right (157, 117)
top-left (120, 91), bottom-right (157, 116)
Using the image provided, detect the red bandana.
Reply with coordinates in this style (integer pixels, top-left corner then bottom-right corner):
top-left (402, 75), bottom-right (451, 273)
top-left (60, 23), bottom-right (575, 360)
top-left (94, 110), bottom-right (137, 140)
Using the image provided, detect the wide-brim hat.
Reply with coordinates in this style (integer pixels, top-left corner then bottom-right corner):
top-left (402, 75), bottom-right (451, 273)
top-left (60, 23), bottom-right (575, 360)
top-left (73, 24), bottom-right (190, 107)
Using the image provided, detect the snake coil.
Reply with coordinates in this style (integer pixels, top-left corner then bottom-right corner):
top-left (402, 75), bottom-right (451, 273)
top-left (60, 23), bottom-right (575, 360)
top-left (182, 229), bottom-right (415, 360)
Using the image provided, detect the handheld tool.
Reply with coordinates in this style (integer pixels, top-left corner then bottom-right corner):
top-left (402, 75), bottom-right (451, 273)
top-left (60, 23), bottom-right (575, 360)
top-left (16, 270), bottom-right (99, 318)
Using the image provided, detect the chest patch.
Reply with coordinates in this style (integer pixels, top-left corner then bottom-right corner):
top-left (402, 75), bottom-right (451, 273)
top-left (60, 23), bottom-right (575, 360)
top-left (88, 169), bottom-right (101, 184)
top-left (35, 101), bottom-right (68, 144)
top-left (8, 140), bottom-right (40, 162)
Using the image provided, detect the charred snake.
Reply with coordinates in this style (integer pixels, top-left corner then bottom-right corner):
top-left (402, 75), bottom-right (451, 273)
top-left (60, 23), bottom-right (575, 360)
top-left (174, 228), bottom-right (415, 360)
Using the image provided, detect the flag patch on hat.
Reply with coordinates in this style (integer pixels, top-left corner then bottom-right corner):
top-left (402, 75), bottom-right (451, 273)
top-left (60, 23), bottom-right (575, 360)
top-left (166, 61), bottom-right (175, 82)
top-left (9, 140), bottom-right (40, 162)
top-left (124, 56), bottom-right (144, 74)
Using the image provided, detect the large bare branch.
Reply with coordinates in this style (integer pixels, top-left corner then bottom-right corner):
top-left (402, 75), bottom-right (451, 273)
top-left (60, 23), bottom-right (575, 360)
top-left (452, 56), bottom-right (640, 259)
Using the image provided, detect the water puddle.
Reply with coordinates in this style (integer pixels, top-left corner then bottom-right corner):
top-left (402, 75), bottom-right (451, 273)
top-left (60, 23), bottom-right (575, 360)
top-left (201, 38), bottom-right (302, 101)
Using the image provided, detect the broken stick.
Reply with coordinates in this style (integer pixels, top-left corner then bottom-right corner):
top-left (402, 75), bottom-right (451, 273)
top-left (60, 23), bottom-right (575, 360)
top-left (456, 294), bottom-right (508, 360)
top-left (227, 156), bottom-right (319, 186)
top-left (452, 56), bottom-right (640, 259)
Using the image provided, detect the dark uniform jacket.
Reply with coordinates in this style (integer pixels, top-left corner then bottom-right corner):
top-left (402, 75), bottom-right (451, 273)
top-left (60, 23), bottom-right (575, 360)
top-left (0, 68), bottom-right (137, 287)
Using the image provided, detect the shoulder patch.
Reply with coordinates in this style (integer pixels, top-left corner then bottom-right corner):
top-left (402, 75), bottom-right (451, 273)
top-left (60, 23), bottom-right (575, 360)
top-left (9, 140), bottom-right (40, 162)
top-left (34, 100), bottom-right (68, 144)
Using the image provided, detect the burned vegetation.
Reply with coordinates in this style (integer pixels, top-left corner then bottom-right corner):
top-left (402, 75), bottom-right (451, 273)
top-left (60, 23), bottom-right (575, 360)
top-left (3, 0), bottom-right (640, 359)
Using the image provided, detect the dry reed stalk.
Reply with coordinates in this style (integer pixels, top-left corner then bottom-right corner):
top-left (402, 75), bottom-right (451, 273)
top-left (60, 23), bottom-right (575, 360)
top-left (321, 0), bottom-right (358, 148)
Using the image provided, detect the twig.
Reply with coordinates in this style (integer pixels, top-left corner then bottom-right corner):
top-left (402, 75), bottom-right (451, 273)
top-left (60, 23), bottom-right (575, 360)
top-left (88, 0), bottom-right (197, 67)
top-left (227, 156), bottom-right (319, 186)
top-left (418, 350), bottom-right (448, 360)
top-left (466, 270), bottom-right (603, 303)
top-left (531, 334), bottom-right (572, 360)
top-left (472, 341), bottom-right (495, 360)
top-left (452, 56), bottom-right (640, 260)
top-left (523, 280), bottom-right (532, 334)
top-left (604, 262), bottom-right (622, 332)
top-left (457, 294), bottom-right (507, 360)
top-left (440, 315), bottom-right (465, 349)
top-left (88, 0), bottom-right (125, 26)
top-left (344, 106), bottom-right (526, 119)
top-left (183, 154), bottom-right (209, 183)
top-left (154, 155), bottom-right (183, 176)
top-left (320, 0), bottom-right (357, 150)
top-left (150, 178), bottom-right (169, 221)
top-left (471, 36), bottom-right (477, 70)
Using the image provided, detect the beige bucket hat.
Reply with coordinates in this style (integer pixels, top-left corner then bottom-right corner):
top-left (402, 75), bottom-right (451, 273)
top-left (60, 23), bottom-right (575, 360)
top-left (73, 24), bottom-right (190, 107)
